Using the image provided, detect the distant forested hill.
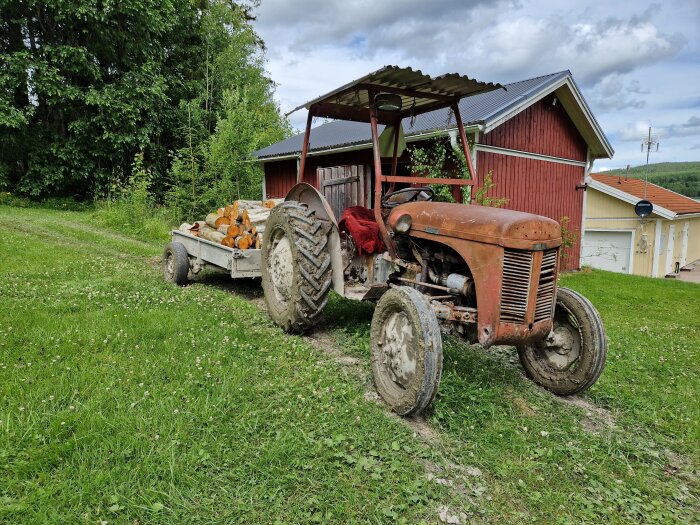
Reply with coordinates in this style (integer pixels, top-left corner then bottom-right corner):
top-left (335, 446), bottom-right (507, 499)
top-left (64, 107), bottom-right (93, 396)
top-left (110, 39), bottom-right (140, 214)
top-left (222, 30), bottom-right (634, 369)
top-left (604, 162), bottom-right (700, 198)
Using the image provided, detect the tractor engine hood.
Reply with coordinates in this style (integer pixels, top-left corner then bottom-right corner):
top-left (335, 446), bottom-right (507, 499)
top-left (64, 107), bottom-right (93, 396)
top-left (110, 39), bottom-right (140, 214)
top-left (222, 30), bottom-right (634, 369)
top-left (388, 202), bottom-right (562, 250)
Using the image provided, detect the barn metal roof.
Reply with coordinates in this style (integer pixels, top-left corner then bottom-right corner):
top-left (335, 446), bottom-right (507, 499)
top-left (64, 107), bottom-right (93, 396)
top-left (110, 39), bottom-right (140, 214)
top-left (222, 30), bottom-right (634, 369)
top-left (287, 65), bottom-right (503, 123)
top-left (254, 70), bottom-right (614, 161)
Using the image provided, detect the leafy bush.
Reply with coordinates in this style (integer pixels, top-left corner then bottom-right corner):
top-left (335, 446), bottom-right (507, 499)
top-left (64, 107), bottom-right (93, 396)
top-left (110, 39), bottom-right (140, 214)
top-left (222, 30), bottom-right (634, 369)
top-left (0, 192), bottom-right (92, 211)
top-left (166, 87), bottom-right (290, 222)
top-left (93, 154), bottom-right (175, 243)
top-left (2, 0), bottom-right (289, 203)
top-left (558, 216), bottom-right (578, 265)
top-left (409, 137), bottom-right (457, 202)
top-left (409, 138), bottom-right (507, 206)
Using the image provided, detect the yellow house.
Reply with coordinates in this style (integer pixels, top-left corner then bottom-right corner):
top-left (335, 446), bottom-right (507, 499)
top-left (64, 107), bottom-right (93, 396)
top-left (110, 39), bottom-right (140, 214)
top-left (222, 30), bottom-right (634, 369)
top-left (582, 173), bottom-right (700, 278)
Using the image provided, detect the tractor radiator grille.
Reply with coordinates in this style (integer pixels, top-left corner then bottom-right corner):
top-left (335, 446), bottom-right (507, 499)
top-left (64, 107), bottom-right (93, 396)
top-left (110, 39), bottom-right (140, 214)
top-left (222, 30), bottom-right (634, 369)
top-left (501, 248), bottom-right (559, 324)
top-left (534, 249), bottom-right (558, 322)
top-left (500, 250), bottom-right (533, 323)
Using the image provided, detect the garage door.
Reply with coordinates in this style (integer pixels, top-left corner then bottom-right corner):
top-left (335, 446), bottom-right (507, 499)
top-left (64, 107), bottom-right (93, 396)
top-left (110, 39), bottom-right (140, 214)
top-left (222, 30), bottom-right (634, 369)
top-left (581, 230), bottom-right (632, 274)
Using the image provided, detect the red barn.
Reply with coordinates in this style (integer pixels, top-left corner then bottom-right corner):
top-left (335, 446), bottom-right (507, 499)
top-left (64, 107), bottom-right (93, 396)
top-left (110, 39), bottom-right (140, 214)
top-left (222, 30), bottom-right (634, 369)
top-left (253, 71), bottom-right (613, 270)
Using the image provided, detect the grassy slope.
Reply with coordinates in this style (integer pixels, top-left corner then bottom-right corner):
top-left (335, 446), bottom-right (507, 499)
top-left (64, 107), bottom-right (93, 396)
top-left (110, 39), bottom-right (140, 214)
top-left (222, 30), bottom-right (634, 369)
top-left (1, 205), bottom-right (698, 524)
top-left (604, 162), bottom-right (700, 198)
top-left (323, 270), bottom-right (699, 524)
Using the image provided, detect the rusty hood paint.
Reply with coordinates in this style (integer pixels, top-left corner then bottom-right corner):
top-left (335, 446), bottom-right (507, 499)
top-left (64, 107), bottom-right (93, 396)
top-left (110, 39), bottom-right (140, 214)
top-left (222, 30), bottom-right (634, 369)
top-left (388, 202), bottom-right (562, 249)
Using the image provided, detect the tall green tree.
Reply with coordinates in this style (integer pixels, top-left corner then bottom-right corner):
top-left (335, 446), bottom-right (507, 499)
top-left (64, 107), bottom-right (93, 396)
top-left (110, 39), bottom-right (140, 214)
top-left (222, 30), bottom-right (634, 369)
top-left (0, 0), bottom-right (288, 200)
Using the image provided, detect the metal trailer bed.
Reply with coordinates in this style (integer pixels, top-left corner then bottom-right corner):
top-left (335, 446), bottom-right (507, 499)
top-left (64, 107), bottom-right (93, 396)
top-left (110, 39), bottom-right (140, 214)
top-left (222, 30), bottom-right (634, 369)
top-left (171, 230), bottom-right (262, 278)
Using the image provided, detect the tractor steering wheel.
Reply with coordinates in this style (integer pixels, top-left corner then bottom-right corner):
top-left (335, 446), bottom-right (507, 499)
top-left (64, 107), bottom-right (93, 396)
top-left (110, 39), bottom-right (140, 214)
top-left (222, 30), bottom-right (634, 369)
top-left (382, 187), bottom-right (435, 208)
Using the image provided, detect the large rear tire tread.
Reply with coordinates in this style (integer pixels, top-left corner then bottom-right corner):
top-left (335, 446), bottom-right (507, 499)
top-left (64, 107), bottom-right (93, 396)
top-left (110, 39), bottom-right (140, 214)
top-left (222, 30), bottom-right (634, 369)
top-left (262, 201), bottom-right (332, 334)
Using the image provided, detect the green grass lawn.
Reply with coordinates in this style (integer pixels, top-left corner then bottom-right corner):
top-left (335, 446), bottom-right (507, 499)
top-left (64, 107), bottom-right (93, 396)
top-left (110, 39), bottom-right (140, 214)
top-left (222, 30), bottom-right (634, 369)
top-left (1, 204), bottom-right (698, 524)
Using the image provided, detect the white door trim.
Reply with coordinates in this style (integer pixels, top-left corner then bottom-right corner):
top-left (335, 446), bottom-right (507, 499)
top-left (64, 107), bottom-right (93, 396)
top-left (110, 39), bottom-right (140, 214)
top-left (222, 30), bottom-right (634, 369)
top-left (680, 222), bottom-right (690, 268)
top-left (652, 219), bottom-right (663, 277)
top-left (666, 224), bottom-right (676, 275)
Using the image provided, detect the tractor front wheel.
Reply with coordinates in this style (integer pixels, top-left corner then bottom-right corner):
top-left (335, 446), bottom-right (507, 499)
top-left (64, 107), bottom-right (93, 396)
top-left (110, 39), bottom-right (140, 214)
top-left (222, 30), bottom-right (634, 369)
top-left (517, 287), bottom-right (607, 395)
top-left (370, 286), bottom-right (443, 416)
top-left (261, 201), bottom-right (332, 333)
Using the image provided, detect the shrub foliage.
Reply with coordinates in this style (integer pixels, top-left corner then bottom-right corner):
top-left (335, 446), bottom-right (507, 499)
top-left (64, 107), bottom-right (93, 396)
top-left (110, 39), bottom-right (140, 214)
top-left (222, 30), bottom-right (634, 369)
top-left (0, 0), bottom-right (290, 212)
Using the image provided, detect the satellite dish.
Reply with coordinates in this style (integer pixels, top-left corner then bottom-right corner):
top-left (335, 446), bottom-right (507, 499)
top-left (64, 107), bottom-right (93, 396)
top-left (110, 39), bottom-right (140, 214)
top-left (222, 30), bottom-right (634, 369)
top-left (635, 200), bottom-right (653, 218)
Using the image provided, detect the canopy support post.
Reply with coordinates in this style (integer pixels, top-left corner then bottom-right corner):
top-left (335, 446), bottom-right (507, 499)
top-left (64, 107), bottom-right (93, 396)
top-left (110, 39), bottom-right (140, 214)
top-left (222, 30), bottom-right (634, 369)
top-left (298, 108), bottom-right (314, 184)
top-left (370, 91), bottom-right (397, 258)
top-left (452, 101), bottom-right (476, 204)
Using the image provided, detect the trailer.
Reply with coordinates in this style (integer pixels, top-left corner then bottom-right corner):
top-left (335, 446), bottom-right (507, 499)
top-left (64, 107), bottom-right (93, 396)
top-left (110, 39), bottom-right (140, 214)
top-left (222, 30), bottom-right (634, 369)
top-left (163, 230), bottom-right (261, 284)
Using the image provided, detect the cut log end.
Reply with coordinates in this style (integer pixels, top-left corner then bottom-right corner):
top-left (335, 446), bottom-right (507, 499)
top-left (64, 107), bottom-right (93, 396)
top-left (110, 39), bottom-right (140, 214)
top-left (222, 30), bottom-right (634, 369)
top-left (263, 198), bottom-right (284, 209)
top-left (205, 213), bottom-right (219, 228)
top-left (235, 236), bottom-right (251, 250)
top-left (214, 216), bottom-right (230, 228)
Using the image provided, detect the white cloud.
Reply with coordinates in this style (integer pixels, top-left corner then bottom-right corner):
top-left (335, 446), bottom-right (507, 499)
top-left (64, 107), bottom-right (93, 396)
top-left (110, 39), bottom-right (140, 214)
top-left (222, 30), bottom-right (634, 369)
top-left (618, 121), bottom-right (657, 142)
top-left (618, 116), bottom-right (700, 143)
top-left (667, 116), bottom-right (700, 138)
top-left (252, 0), bottom-right (700, 165)
top-left (587, 74), bottom-right (648, 113)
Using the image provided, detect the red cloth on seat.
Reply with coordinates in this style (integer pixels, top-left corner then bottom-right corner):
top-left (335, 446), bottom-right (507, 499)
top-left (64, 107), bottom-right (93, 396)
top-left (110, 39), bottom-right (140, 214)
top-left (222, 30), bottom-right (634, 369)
top-left (338, 206), bottom-right (386, 256)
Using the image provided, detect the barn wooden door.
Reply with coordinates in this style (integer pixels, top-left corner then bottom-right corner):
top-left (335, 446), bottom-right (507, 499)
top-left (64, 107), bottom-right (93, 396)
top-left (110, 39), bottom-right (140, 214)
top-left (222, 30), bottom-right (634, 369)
top-left (317, 165), bottom-right (371, 220)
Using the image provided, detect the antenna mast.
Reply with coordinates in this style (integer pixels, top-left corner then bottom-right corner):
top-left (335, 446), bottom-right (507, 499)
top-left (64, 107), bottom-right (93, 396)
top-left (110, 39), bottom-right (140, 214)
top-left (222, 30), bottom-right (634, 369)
top-left (641, 126), bottom-right (660, 199)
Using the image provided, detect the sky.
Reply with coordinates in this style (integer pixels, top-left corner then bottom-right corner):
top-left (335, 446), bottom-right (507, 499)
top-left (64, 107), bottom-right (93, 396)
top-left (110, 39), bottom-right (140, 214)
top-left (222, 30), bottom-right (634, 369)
top-left (251, 0), bottom-right (700, 171)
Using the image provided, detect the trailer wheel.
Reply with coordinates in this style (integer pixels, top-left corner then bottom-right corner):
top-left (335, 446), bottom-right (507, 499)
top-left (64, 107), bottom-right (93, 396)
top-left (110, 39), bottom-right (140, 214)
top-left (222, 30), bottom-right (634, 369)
top-left (517, 287), bottom-right (607, 395)
top-left (370, 286), bottom-right (443, 416)
top-left (163, 242), bottom-right (190, 286)
top-left (261, 201), bottom-right (332, 333)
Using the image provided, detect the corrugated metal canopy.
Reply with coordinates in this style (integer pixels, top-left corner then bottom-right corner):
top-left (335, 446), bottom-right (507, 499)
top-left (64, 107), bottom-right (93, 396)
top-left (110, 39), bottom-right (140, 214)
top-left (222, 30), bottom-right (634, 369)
top-left (288, 65), bottom-right (504, 123)
top-left (255, 71), bottom-right (614, 161)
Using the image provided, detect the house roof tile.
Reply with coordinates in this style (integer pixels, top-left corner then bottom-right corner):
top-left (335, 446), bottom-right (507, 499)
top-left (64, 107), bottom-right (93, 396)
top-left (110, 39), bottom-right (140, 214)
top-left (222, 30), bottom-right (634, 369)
top-left (591, 173), bottom-right (700, 215)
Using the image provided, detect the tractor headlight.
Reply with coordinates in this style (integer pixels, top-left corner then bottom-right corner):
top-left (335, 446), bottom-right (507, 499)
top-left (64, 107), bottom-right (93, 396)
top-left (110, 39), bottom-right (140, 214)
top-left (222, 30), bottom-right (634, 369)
top-left (395, 213), bottom-right (412, 233)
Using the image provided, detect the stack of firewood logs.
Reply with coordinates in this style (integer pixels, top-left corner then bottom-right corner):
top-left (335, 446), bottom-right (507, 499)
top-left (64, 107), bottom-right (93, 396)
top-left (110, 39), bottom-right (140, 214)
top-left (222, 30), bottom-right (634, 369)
top-left (178, 199), bottom-right (282, 250)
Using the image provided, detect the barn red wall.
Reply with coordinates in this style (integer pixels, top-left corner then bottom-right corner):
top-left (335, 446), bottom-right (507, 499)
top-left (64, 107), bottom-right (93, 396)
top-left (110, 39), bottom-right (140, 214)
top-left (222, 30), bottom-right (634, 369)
top-left (477, 151), bottom-right (584, 269)
top-left (264, 160), bottom-right (297, 198)
top-left (264, 97), bottom-right (589, 269)
top-left (263, 150), bottom-right (378, 197)
top-left (480, 98), bottom-right (588, 162)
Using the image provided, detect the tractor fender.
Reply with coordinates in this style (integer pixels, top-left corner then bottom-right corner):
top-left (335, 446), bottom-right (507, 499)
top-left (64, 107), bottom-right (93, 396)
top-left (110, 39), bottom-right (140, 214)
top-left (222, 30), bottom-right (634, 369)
top-left (285, 183), bottom-right (344, 295)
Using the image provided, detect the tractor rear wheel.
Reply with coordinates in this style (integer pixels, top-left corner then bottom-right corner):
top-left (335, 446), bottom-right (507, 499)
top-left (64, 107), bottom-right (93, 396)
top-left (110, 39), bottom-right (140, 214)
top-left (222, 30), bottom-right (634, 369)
top-left (261, 201), bottom-right (332, 333)
top-left (517, 287), bottom-right (607, 395)
top-left (370, 286), bottom-right (443, 416)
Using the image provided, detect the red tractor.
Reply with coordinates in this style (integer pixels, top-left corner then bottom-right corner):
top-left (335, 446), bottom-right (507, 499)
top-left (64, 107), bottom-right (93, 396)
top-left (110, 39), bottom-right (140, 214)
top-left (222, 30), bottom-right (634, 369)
top-left (185, 66), bottom-right (608, 416)
top-left (259, 66), bottom-right (607, 415)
